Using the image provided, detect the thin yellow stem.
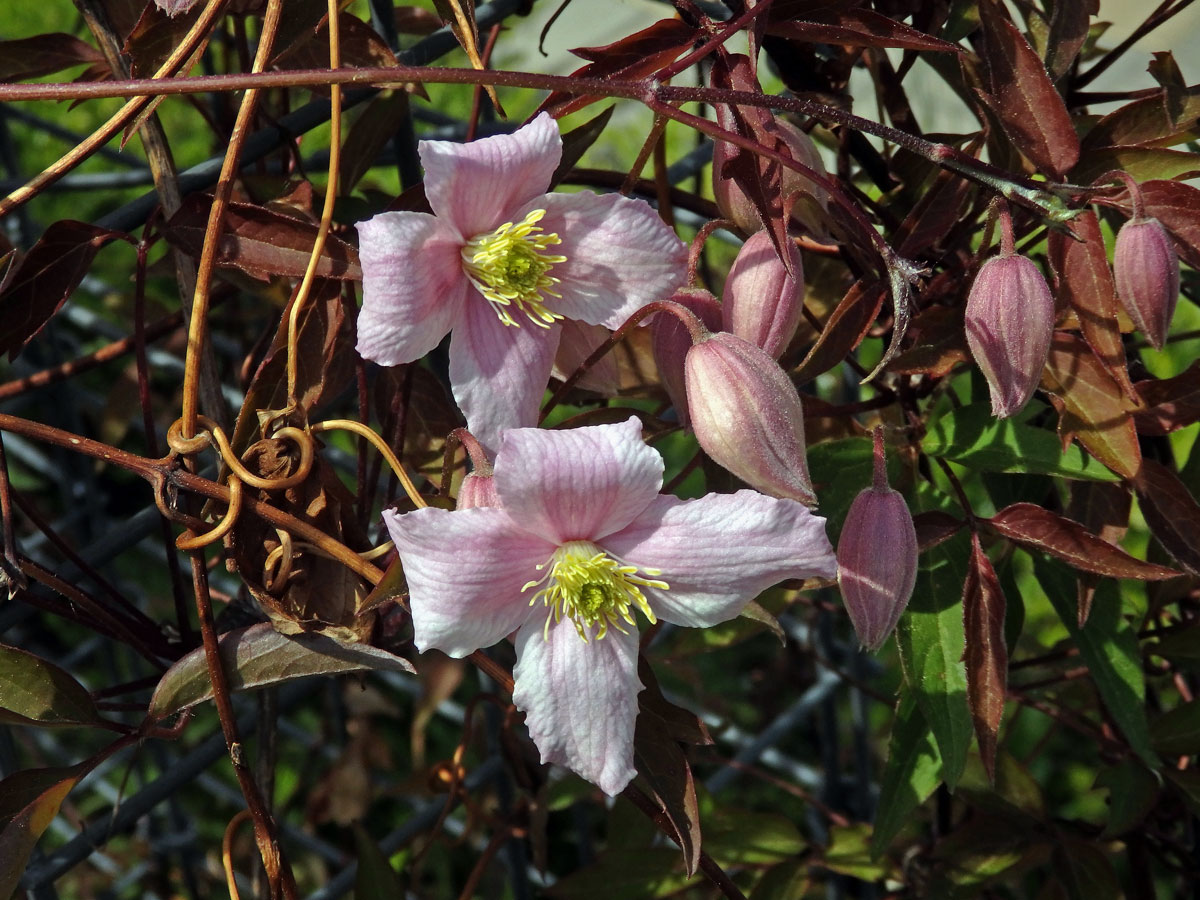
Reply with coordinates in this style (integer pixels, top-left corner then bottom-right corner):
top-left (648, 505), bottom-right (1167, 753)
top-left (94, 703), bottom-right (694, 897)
top-left (286, 0), bottom-right (344, 406)
top-left (312, 419), bottom-right (426, 508)
top-left (181, 0), bottom-right (284, 439)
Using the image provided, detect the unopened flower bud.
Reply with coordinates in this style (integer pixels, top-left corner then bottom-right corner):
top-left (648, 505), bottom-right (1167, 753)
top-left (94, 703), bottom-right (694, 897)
top-left (456, 472), bottom-right (497, 509)
top-left (964, 253), bottom-right (1054, 418)
top-left (652, 289), bottom-right (721, 426)
top-left (1114, 216), bottom-right (1179, 351)
top-left (836, 429), bottom-right (917, 651)
top-left (722, 230), bottom-right (804, 360)
top-left (684, 332), bottom-right (815, 505)
top-left (713, 111), bottom-right (830, 240)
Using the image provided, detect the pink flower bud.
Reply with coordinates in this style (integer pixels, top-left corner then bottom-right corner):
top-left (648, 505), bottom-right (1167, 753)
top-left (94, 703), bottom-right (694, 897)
top-left (964, 253), bottom-right (1055, 418)
top-left (684, 332), bottom-right (815, 505)
top-left (456, 472), bottom-right (497, 509)
top-left (836, 430), bottom-right (917, 651)
top-left (713, 109), bottom-right (830, 239)
top-left (652, 289), bottom-right (722, 427)
top-left (722, 230), bottom-right (804, 360)
top-left (1114, 216), bottom-right (1179, 351)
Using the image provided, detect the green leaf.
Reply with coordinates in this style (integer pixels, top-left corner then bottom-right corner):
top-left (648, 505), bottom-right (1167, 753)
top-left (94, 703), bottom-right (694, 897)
top-left (148, 623), bottom-right (415, 719)
top-left (353, 823), bottom-right (404, 900)
top-left (1094, 760), bottom-right (1159, 838)
top-left (0, 771), bottom-right (79, 900)
top-left (749, 860), bottom-right (809, 900)
top-left (1150, 699), bottom-right (1200, 755)
top-left (871, 693), bottom-right (942, 859)
top-left (896, 499), bottom-right (972, 789)
top-left (1033, 560), bottom-right (1156, 765)
top-left (543, 848), bottom-right (692, 899)
top-left (0, 644), bottom-right (100, 727)
top-left (822, 824), bottom-right (890, 881)
top-left (808, 436), bottom-right (904, 542)
top-left (704, 810), bottom-right (805, 866)
top-left (922, 403), bottom-right (1119, 481)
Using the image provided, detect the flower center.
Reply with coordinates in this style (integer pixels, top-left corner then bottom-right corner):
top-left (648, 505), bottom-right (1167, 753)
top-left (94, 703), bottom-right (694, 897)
top-left (522, 540), bottom-right (669, 642)
top-left (461, 209), bottom-right (567, 329)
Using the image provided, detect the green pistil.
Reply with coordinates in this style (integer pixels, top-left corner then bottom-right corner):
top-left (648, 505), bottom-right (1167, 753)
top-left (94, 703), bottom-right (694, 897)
top-left (461, 208), bottom-right (567, 328)
top-left (523, 540), bottom-right (669, 642)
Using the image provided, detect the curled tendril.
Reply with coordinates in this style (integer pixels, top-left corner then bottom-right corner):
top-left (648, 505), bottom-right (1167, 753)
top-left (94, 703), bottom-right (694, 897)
top-left (166, 415), bottom-right (315, 491)
top-left (175, 475), bottom-right (243, 551)
top-left (263, 528), bottom-right (295, 593)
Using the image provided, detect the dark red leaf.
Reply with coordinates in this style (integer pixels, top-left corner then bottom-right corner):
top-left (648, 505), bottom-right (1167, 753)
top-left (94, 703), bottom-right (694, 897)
top-left (963, 533), bottom-right (1006, 783)
top-left (914, 510), bottom-right (966, 553)
top-left (1132, 459), bottom-right (1200, 574)
top-left (274, 12), bottom-right (399, 72)
top-left (1133, 361), bottom-right (1200, 435)
top-left (1045, 0), bottom-right (1096, 81)
top-left (989, 503), bottom-right (1178, 580)
top-left (794, 280), bottom-right (886, 385)
top-left (0, 34), bottom-right (105, 82)
top-left (0, 770), bottom-right (81, 899)
top-left (1065, 482), bottom-right (1132, 547)
top-left (163, 194), bottom-right (361, 282)
top-left (1048, 210), bottom-right (1135, 401)
top-left (537, 19), bottom-right (696, 119)
top-left (339, 91), bottom-right (412, 196)
top-left (551, 105), bottom-right (616, 189)
top-left (0, 221), bottom-right (128, 361)
top-left (976, 0), bottom-right (1080, 177)
top-left (886, 303), bottom-right (969, 378)
top-left (1133, 179), bottom-right (1200, 271)
top-left (1073, 146), bottom-right (1200, 187)
top-left (1065, 481), bottom-right (1133, 625)
top-left (767, 10), bottom-right (960, 53)
top-left (633, 658), bottom-right (702, 876)
top-left (123, 2), bottom-right (202, 78)
top-left (709, 53), bottom-right (792, 270)
top-left (895, 168), bottom-right (976, 257)
top-left (1082, 88), bottom-right (1200, 151)
top-left (1040, 332), bottom-right (1141, 480)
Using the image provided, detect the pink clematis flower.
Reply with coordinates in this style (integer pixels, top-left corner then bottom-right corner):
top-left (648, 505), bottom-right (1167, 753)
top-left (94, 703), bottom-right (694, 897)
top-left (384, 418), bottom-right (836, 795)
top-left (356, 114), bottom-right (688, 449)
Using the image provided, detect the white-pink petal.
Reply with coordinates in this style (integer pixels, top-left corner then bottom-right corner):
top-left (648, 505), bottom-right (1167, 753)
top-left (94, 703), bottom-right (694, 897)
top-left (356, 212), bottom-right (470, 366)
top-left (448, 298), bottom-right (563, 453)
top-left (383, 506), bottom-right (552, 657)
top-left (494, 417), bottom-right (663, 544)
top-left (512, 619), bottom-right (642, 796)
top-left (602, 491), bottom-right (837, 627)
top-left (534, 191), bottom-right (688, 328)
top-left (421, 113), bottom-right (562, 239)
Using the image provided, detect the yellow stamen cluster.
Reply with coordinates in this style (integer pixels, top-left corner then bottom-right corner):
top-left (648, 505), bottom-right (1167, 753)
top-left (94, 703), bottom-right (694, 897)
top-left (523, 540), bottom-right (669, 642)
top-left (461, 209), bottom-right (567, 328)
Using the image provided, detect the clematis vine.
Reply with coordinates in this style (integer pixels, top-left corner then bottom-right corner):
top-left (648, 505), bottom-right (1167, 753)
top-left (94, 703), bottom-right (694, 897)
top-left (384, 418), bottom-right (836, 795)
top-left (356, 114), bottom-right (688, 449)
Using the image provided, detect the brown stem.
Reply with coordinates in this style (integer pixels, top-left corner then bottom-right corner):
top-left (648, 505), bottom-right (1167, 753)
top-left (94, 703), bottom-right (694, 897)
top-left (0, 310), bottom-right (184, 402)
top-left (0, 67), bottom-right (1071, 212)
top-left (180, 0), bottom-right (283, 439)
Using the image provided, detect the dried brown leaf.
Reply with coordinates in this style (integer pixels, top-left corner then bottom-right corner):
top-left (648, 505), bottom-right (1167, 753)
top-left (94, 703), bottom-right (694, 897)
top-left (1040, 332), bottom-right (1141, 480)
top-left (1048, 210), bottom-right (1135, 400)
top-left (0, 221), bottom-right (128, 361)
top-left (163, 194), bottom-right (361, 282)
